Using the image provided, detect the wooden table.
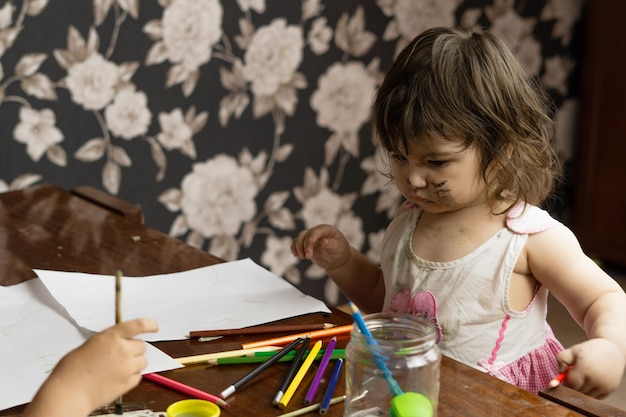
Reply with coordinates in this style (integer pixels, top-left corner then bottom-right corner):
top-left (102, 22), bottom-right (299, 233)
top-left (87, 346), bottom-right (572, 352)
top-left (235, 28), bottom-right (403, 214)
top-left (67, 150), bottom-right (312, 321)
top-left (0, 184), bottom-right (624, 417)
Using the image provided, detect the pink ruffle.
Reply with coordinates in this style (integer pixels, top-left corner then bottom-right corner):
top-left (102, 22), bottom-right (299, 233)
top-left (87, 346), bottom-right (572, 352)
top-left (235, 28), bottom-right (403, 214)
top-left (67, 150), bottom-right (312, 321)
top-left (485, 328), bottom-right (564, 394)
top-left (506, 203), bottom-right (558, 235)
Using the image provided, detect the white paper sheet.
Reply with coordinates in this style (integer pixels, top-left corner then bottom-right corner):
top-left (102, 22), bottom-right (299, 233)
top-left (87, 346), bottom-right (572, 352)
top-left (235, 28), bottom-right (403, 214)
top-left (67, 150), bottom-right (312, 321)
top-left (35, 258), bottom-right (331, 341)
top-left (0, 278), bottom-right (182, 412)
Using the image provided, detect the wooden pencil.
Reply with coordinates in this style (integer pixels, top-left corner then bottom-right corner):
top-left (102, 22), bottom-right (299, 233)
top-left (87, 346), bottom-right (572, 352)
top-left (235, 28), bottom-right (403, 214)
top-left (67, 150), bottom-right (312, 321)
top-left (190, 323), bottom-right (336, 338)
top-left (114, 270), bottom-right (123, 414)
top-left (176, 346), bottom-right (282, 365)
top-left (241, 324), bottom-right (353, 349)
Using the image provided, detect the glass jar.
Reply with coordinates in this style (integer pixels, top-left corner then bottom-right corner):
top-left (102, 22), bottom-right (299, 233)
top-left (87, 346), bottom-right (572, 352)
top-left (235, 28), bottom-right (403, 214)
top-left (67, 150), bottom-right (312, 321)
top-left (344, 312), bottom-right (440, 417)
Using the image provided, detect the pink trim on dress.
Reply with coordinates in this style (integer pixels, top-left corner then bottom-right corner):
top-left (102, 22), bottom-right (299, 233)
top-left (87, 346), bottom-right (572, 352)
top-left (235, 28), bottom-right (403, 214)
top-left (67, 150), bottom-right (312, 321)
top-left (506, 203), bottom-right (558, 234)
top-left (487, 315), bottom-right (511, 366)
top-left (481, 326), bottom-right (564, 394)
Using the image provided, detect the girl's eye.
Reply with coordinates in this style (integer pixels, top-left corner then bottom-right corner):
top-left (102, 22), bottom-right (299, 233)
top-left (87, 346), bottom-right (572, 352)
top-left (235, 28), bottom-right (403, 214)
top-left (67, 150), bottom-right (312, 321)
top-left (428, 160), bottom-right (447, 167)
top-left (390, 153), bottom-right (407, 163)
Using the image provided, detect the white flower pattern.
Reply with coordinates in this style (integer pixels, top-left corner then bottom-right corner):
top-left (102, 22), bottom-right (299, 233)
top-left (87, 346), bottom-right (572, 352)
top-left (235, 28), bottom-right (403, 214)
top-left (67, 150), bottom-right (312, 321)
top-left (0, 0), bottom-right (583, 307)
top-left (161, 0), bottom-right (223, 70)
top-left (244, 19), bottom-right (303, 97)
top-left (157, 109), bottom-right (193, 151)
top-left (65, 54), bottom-right (120, 111)
top-left (105, 88), bottom-right (152, 140)
top-left (180, 155), bottom-right (258, 238)
top-left (311, 61), bottom-right (377, 134)
top-left (14, 107), bottom-right (64, 162)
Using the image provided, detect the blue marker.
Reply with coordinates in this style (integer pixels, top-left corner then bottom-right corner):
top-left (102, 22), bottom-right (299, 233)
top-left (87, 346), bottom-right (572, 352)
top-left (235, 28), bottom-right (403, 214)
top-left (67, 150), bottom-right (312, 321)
top-left (319, 358), bottom-right (343, 415)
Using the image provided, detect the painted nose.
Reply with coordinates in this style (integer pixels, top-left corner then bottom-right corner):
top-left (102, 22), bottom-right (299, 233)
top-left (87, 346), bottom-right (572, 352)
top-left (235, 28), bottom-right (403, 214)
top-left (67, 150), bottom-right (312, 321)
top-left (407, 166), bottom-right (428, 188)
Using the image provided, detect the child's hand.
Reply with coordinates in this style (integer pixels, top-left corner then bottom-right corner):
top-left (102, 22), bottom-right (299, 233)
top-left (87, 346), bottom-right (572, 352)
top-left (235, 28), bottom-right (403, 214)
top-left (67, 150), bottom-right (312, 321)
top-left (292, 225), bottom-right (352, 271)
top-left (556, 338), bottom-right (625, 399)
top-left (25, 318), bottom-right (158, 417)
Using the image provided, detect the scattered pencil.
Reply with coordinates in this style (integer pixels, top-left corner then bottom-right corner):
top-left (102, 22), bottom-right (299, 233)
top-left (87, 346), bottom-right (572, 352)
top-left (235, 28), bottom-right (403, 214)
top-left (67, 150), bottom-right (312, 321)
top-left (190, 323), bottom-right (336, 338)
top-left (143, 373), bottom-right (229, 408)
top-left (278, 340), bottom-right (323, 409)
top-left (207, 349), bottom-right (345, 366)
top-left (549, 365), bottom-right (573, 388)
top-left (176, 346), bottom-right (281, 365)
top-left (241, 324), bottom-right (353, 349)
top-left (319, 358), bottom-right (344, 415)
top-left (304, 337), bottom-right (337, 405)
top-left (273, 337), bottom-right (311, 405)
top-left (197, 336), bottom-right (223, 342)
top-left (114, 270), bottom-right (123, 415)
top-left (219, 337), bottom-right (305, 400)
top-left (277, 396), bottom-right (345, 417)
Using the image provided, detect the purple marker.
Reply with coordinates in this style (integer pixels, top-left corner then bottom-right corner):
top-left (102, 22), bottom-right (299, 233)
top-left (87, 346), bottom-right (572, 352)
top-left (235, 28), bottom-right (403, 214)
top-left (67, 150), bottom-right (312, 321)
top-left (303, 337), bottom-right (337, 405)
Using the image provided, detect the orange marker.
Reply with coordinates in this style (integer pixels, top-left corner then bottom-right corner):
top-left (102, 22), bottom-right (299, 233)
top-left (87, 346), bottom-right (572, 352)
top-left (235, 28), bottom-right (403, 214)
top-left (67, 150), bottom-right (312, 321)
top-left (549, 365), bottom-right (573, 388)
top-left (241, 324), bottom-right (353, 349)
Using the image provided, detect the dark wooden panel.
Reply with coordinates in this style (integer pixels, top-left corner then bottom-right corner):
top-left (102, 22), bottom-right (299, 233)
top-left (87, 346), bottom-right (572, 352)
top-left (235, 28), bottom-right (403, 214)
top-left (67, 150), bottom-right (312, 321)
top-left (572, 0), bottom-right (626, 267)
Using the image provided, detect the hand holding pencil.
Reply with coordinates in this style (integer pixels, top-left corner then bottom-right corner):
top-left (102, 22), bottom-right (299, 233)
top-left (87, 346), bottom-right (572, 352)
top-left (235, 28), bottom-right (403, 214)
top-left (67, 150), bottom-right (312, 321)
top-left (554, 338), bottom-right (626, 398)
top-left (23, 319), bottom-right (159, 417)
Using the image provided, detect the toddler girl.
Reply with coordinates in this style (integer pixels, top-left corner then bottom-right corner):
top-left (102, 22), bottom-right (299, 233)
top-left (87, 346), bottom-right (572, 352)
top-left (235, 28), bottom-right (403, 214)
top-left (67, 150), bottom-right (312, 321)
top-left (291, 27), bottom-right (626, 398)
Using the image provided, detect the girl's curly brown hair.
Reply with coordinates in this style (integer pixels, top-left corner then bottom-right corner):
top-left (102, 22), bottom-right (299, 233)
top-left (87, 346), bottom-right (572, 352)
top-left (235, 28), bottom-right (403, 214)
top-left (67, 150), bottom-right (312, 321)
top-left (372, 27), bottom-right (561, 213)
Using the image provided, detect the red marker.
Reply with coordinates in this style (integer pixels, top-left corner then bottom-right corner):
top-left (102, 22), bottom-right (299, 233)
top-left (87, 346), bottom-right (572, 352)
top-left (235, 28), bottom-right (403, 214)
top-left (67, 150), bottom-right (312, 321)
top-left (549, 365), bottom-right (573, 388)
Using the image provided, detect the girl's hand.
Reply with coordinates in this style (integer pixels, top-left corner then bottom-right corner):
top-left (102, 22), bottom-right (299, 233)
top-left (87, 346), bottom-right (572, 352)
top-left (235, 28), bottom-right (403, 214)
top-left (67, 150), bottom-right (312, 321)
top-left (291, 225), bottom-right (352, 272)
top-left (556, 338), bottom-right (625, 399)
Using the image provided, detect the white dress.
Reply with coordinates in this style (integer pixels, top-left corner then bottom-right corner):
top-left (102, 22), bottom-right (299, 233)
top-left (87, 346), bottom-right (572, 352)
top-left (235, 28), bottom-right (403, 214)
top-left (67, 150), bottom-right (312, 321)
top-left (379, 203), bottom-right (564, 393)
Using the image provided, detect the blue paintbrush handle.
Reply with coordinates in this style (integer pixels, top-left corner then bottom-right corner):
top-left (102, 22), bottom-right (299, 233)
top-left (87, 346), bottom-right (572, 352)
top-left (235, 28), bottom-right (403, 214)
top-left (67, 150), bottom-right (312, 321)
top-left (349, 303), bottom-right (403, 396)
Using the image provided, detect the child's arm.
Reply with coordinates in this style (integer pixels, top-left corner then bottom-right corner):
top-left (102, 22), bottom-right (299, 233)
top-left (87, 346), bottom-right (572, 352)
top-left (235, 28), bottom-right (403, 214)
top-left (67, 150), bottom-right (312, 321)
top-left (292, 224), bottom-right (385, 313)
top-left (527, 223), bottom-right (626, 398)
top-left (23, 318), bottom-right (159, 417)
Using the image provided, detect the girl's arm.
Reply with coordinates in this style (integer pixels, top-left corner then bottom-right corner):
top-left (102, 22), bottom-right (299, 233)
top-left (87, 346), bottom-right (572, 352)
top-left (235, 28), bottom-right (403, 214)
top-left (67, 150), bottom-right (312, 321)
top-left (326, 246), bottom-right (385, 313)
top-left (526, 223), bottom-right (626, 397)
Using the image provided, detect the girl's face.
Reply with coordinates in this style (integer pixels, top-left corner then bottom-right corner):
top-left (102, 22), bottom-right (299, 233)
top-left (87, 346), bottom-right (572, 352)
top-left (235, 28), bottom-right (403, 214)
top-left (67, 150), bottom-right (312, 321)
top-left (389, 134), bottom-right (488, 214)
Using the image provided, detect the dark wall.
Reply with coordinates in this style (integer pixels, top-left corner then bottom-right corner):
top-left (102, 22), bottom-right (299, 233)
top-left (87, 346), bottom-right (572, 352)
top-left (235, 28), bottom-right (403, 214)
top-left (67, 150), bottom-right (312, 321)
top-left (0, 0), bottom-right (584, 305)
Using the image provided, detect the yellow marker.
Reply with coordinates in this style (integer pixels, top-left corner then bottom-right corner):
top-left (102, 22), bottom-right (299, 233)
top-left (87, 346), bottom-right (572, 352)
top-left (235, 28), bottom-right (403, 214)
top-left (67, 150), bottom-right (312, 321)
top-left (277, 340), bottom-right (323, 409)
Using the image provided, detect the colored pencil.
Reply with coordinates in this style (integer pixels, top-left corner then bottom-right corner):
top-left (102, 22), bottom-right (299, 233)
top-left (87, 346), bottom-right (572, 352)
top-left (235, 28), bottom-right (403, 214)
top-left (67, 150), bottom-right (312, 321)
top-left (304, 337), bottom-right (337, 405)
top-left (549, 365), bottom-right (573, 388)
top-left (197, 336), bottom-right (223, 342)
top-left (241, 324), bottom-right (353, 349)
top-left (278, 340), bottom-right (323, 409)
top-left (176, 346), bottom-right (281, 365)
top-left (319, 359), bottom-right (343, 415)
top-left (115, 270), bottom-right (123, 415)
top-left (273, 337), bottom-right (311, 405)
top-left (219, 337), bottom-right (305, 399)
top-left (190, 323), bottom-right (336, 338)
top-left (277, 396), bottom-right (345, 417)
top-left (256, 349), bottom-right (344, 357)
top-left (143, 372), bottom-right (229, 408)
top-left (208, 349), bottom-right (346, 366)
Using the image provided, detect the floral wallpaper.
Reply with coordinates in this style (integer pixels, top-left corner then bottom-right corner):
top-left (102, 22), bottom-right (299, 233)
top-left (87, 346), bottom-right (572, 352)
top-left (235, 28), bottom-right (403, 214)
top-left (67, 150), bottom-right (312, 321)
top-left (0, 0), bottom-right (584, 305)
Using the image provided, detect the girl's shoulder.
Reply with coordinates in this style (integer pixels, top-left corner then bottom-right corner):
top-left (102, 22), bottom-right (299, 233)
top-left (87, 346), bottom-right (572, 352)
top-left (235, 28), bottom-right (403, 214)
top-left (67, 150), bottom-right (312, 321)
top-left (505, 203), bottom-right (560, 235)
